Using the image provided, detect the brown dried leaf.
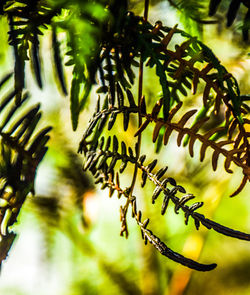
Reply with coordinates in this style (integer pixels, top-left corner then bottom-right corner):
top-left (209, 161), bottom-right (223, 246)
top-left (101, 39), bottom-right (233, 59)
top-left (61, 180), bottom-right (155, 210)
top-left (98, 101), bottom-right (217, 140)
top-left (189, 136), bottom-right (197, 157)
top-left (134, 119), bottom-right (150, 137)
top-left (203, 84), bottom-right (211, 106)
top-left (177, 109), bottom-right (197, 127)
top-left (234, 131), bottom-right (243, 148)
top-left (212, 150), bottom-right (220, 171)
top-left (217, 140), bottom-right (233, 148)
top-left (200, 142), bottom-right (209, 162)
top-left (192, 73), bottom-right (199, 95)
top-left (228, 118), bottom-right (238, 139)
top-left (161, 24), bottom-right (178, 47)
top-left (191, 117), bottom-right (209, 133)
top-left (200, 63), bottom-right (214, 75)
top-left (153, 122), bottom-right (164, 142)
top-left (163, 126), bottom-right (173, 145)
top-left (224, 154), bottom-right (233, 173)
top-left (177, 130), bottom-right (186, 146)
top-left (230, 176), bottom-right (248, 197)
top-left (151, 98), bottom-right (163, 119)
top-left (168, 102), bottom-right (183, 121)
top-left (203, 127), bottom-right (224, 139)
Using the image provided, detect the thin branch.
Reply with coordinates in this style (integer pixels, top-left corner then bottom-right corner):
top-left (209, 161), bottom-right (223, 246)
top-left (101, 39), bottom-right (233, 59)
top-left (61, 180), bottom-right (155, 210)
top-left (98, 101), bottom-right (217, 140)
top-left (122, 0), bottom-right (151, 238)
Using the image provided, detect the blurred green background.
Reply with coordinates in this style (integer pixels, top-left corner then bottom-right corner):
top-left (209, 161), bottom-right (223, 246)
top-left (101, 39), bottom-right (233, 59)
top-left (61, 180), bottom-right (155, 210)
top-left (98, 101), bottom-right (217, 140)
top-left (0, 1), bottom-right (250, 295)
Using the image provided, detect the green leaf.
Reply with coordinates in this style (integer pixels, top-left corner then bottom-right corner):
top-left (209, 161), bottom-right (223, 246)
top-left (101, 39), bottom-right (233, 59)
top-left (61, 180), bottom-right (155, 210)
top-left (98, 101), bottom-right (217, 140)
top-left (70, 76), bottom-right (80, 131)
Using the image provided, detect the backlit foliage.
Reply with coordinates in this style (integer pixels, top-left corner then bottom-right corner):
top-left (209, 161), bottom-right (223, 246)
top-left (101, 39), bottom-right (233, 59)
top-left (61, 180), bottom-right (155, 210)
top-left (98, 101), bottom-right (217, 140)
top-left (0, 0), bottom-right (249, 271)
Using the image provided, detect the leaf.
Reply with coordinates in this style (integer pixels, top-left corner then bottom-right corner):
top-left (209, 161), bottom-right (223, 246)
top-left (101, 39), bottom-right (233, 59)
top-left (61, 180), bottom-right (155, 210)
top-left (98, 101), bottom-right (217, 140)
top-left (212, 149), bottom-right (220, 171)
top-left (119, 161), bottom-right (127, 173)
top-left (155, 127), bottom-right (164, 153)
top-left (113, 136), bottom-right (118, 152)
top-left (177, 130), bottom-right (186, 147)
top-left (141, 171), bottom-right (147, 187)
top-left (200, 142), bottom-right (210, 162)
top-left (153, 122), bottom-right (164, 142)
top-left (126, 89), bottom-right (136, 107)
top-left (18, 112), bottom-right (42, 146)
top-left (31, 33), bottom-right (42, 89)
top-left (203, 84), bottom-right (211, 106)
top-left (143, 227), bottom-right (217, 271)
top-left (195, 212), bottom-right (250, 240)
top-left (108, 112), bottom-right (117, 130)
top-left (230, 175), bottom-right (248, 197)
top-left (204, 127), bottom-right (225, 139)
top-left (156, 64), bottom-right (171, 120)
top-left (179, 194), bottom-right (195, 206)
top-left (121, 141), bottom-right (127, 156)
top-left (105, 136), bottom-right (111, 151)
top-left (147, 160), bottom-right (157, 172)
top-left (209, 0), bottom-right (222, 16)
top-left (161, 194), bottom-right (170, 215)
top-left (0, 73), bottom-right (13, 89)
top-left (0, 82), bottom-right (51, 260)
top-left (177, 109), bottom-right (197, 128)
top-left (142, 218), bottom-right (150, 229)
top-left (188, 135), bottom-right (197, 157)
top-left (152, 186), bottom-right (162, 203)
top-left (228, 118), bottom-right (237, 139)
top-left (163, 126), bottom-right (173, 145)
top-left (156, 166), bottom-right (168, 180)
top-left (70, 76), bottom-right (80, 131)
top-left (7, 105), bottom-right (40, 136)
top-left (117, 83), bottom-right (124, 108)
top-left (0, 90), bottom-right (17, 113)
top-left (139, 155), bottom-right (146, 165)
top-left (227, 0), bottom-right (241, 27)
top-left (192, 73), bottom-right (199, 94)
top-left (161, 24), bottom-right (178, 47)
top-left (0, 93), bottom-right (29, 132)
top-left (224, 153), bottom-right (233, 173)
top-left (52, 27), bottom-right (68, 95)
top-left (176, 110), bottom-right (197, 146)
top-left (168, 102), bottom-right (183, 121)
top-left (134, 119), bottom-right (150, 137)
top-left (123, 110), bottom-right (130, 131)
top-left (184, 116), bottom-right (208, 146)
top-left (151, 98), bottom-right (163, 119)
top-left (28, 127), bottom-right (51, 155)
top-left (189, 202), bottom-right (204, 212)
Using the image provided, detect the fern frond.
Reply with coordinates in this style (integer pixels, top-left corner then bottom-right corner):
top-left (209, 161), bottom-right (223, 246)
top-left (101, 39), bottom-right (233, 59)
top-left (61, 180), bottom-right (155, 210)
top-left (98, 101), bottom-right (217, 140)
top-left (84, 148), bottom-right (217, 271)
top-left (4, 1), bottom-right (59, 101)
top-left (78, 84), bottom-right (139, 153)
top-left (135, 99), bottom-right (249, 190)
top-left (137, 155), bottom-right (250, 241)
top-left (83, 136), bottom-right (250, 269)
top-left (52, 25), bottom-right (68, 95)
top-left (82, 135), bottom-right (250, 243)
top-left (0, 73), bottom-right (51, 266)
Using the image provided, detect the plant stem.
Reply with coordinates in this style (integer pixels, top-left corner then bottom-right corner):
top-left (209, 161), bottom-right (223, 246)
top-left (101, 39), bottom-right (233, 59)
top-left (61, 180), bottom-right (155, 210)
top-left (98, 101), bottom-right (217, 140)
top-left (129, 0), bottom-right (149, 195)
top-left (120, 0), bottom-right (150, 239)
